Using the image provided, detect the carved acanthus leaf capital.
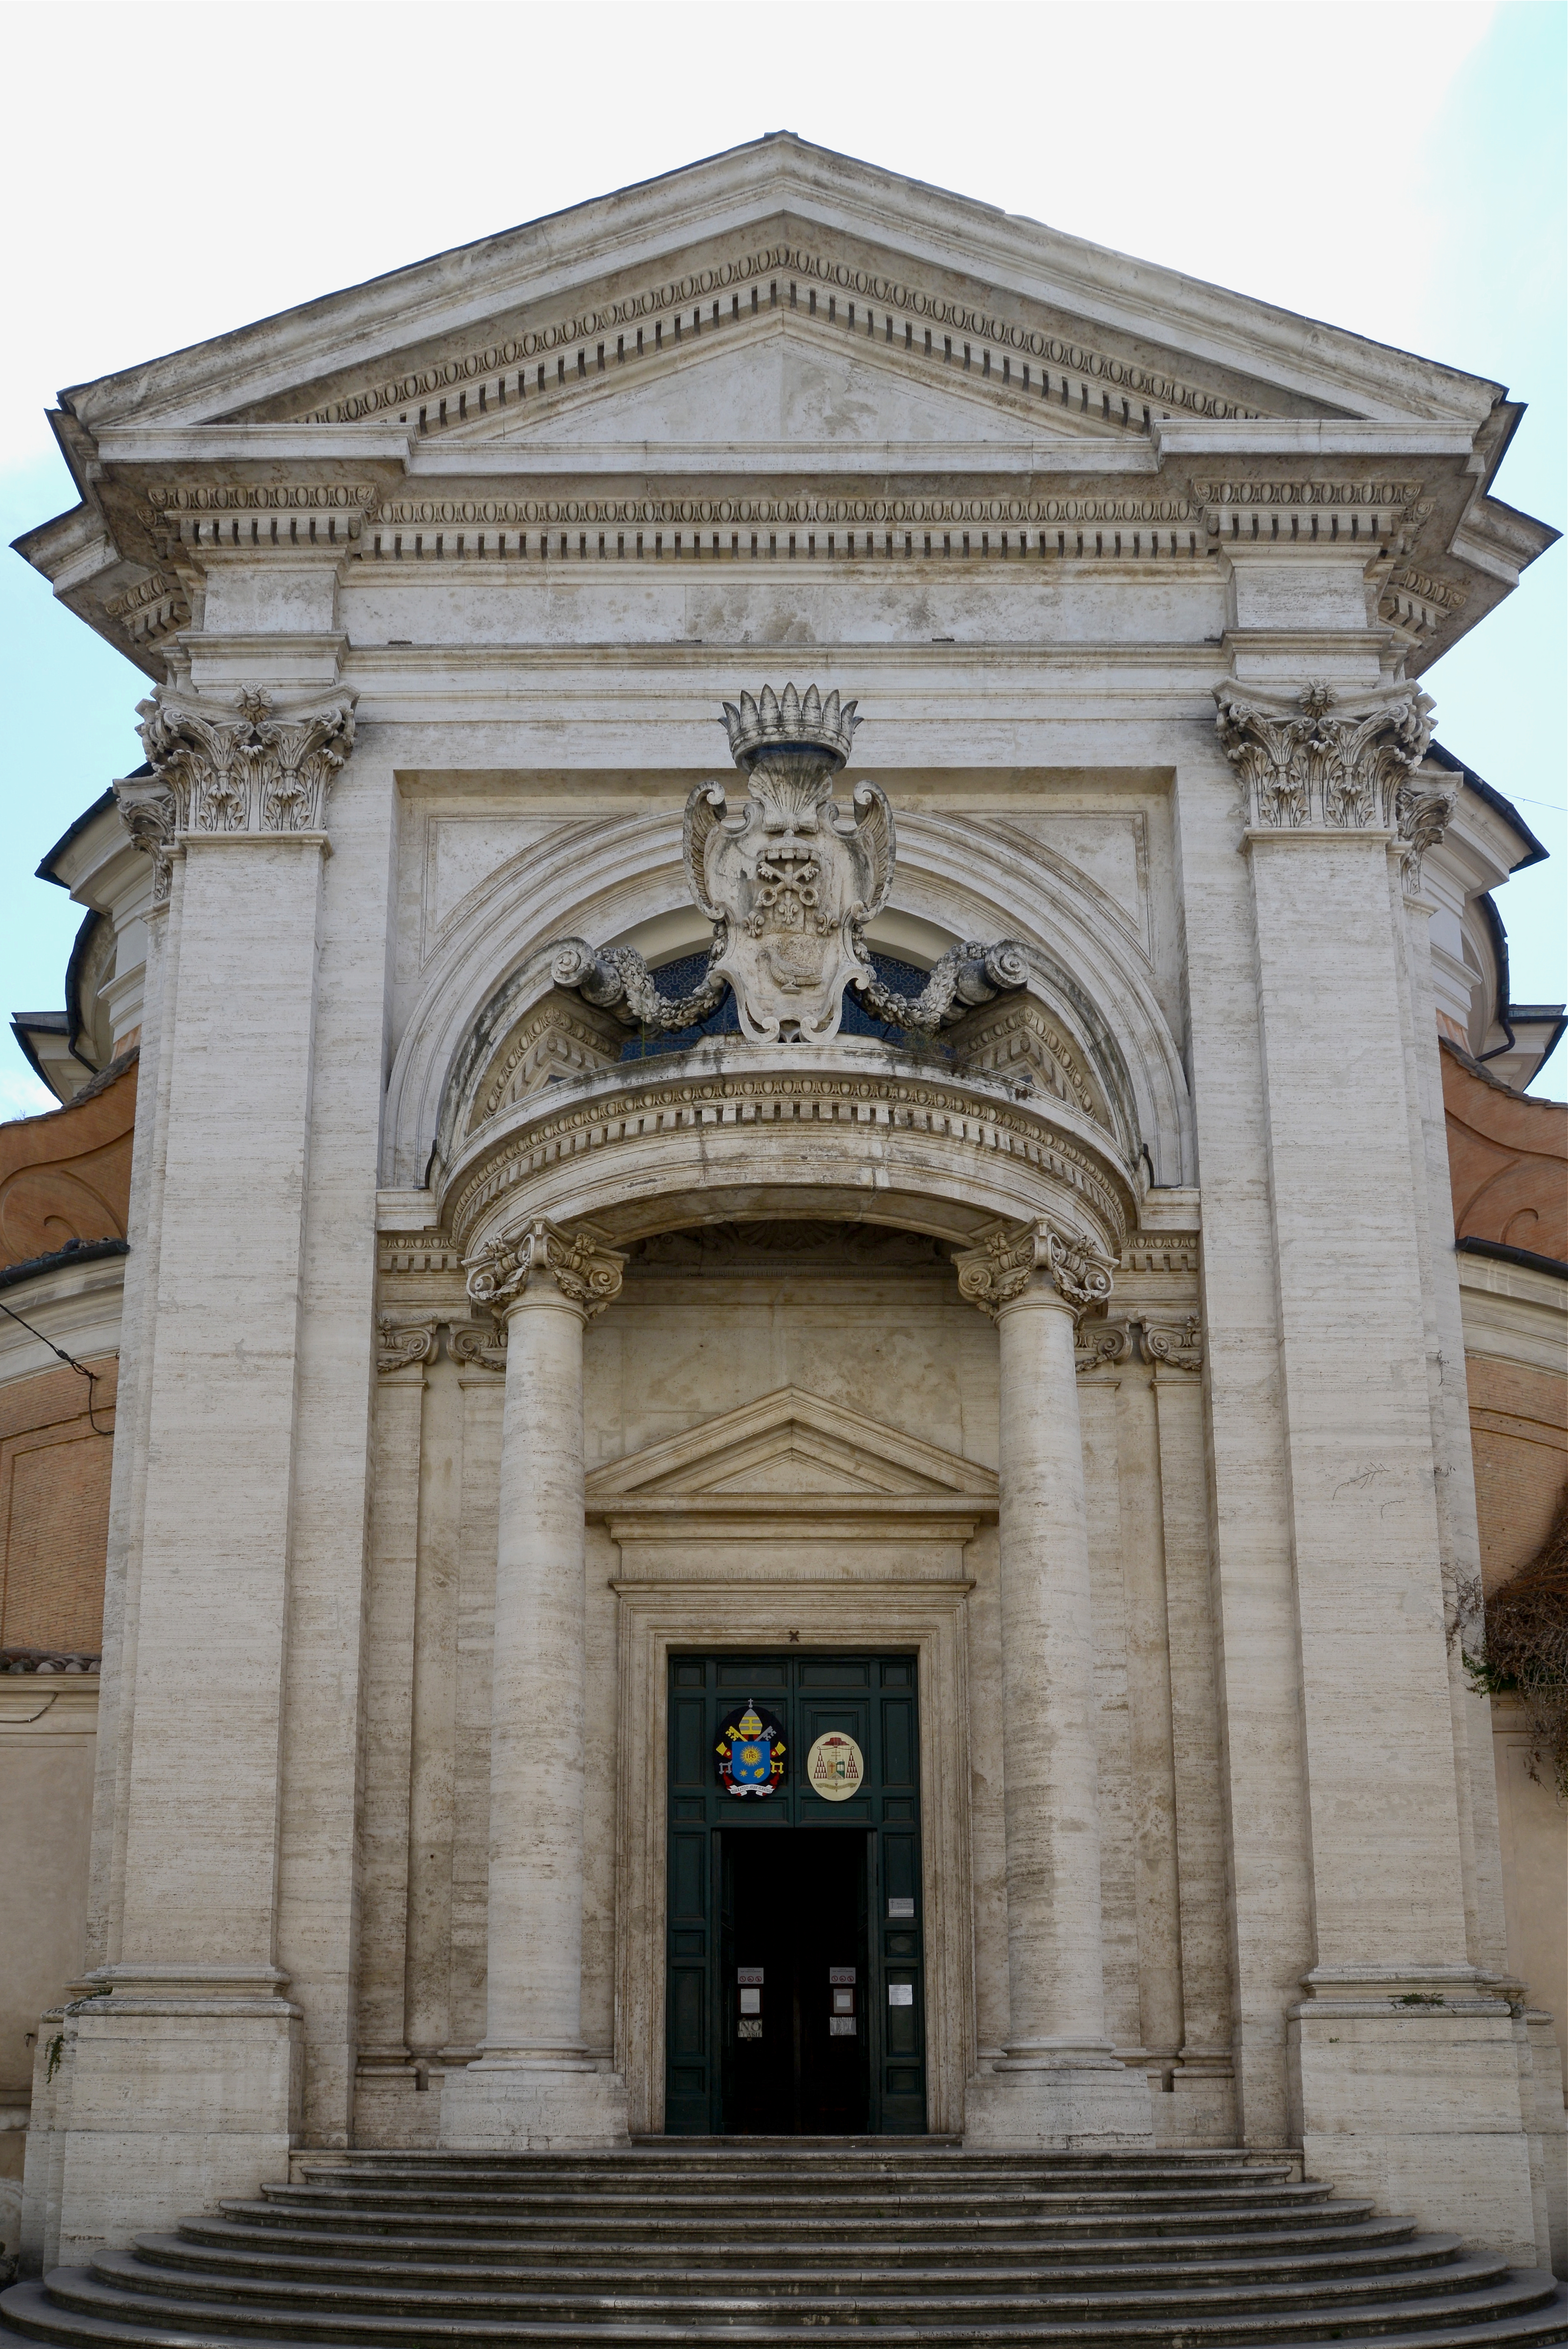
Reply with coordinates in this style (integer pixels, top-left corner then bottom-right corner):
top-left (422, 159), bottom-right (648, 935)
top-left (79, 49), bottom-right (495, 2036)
top-left (464, 1216), bottom-right (628, 1324)
top-left (1394, 770), bottom-right (1460, 899)
top-left (113, 773), bottom-right (178, 904)
top-left (136, 685), bottom-right (356, 836)
top-left (376, 1316), bottom-right (440, 1375)
top-left (954, 1217), bottom-right (1117, 1323)
top-left (1214, 680), bottom-right (1434, 833)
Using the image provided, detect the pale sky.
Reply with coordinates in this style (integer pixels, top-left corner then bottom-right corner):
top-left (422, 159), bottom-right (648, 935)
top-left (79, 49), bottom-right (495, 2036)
top-left (2, 0), bottom-right (1562, 1116)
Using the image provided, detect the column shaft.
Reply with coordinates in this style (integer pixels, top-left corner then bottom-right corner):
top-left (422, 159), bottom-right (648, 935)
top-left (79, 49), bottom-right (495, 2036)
top-left (440, 1219), bottom-right (628, 2147)
top-left (996, 1288), bottom-right (1109, 2053)
top-left (959, 1220), bottom-right (1153, 2149)
top-left (485, 1288), bottom-right (590, 2057)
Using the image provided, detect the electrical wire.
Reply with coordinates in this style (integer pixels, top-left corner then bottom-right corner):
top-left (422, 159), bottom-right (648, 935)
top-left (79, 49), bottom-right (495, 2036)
top-left (0, 1294), bottom-right (114, 1435)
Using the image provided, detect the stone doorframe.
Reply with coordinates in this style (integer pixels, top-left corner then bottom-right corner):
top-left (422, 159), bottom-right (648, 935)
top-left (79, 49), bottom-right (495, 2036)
top-left (602, 1515), bottom-right (987, 2136)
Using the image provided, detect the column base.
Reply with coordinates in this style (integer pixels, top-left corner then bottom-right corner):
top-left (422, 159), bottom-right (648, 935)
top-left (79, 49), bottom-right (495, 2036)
top-left (439, 2057), bottom-right (629, 2149)
top-left (21, 1967), bottom-right (301, 2273)
top-left (1289, 1973), bottom-right (1540, 2268)
top-left (965, 2049), bottom-right (1154, 2149)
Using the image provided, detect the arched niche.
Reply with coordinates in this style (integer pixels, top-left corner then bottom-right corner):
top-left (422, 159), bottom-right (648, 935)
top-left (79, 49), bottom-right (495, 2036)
top-left (385, 805), bottom-right (1194, 1192)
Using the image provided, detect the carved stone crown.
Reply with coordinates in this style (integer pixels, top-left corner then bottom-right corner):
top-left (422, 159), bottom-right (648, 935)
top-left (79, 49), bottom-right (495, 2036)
top-left (720, 683), bottom-right (861, 772)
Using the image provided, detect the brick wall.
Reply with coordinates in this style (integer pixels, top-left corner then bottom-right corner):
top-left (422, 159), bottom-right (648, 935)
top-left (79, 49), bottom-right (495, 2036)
top-left (0, 1357), bottom-right (117, 1654)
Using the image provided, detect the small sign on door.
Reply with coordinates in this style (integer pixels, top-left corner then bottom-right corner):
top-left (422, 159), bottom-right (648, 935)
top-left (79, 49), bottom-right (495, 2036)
top-left (889, 1983), bottom-right (914, 2006)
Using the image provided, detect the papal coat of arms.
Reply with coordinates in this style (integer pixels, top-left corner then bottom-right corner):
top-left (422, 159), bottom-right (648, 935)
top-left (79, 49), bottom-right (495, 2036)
top-left (716, 1702), bottom-right (787, 1798)
top-left (553, 684), bottom-right (1027, 1044)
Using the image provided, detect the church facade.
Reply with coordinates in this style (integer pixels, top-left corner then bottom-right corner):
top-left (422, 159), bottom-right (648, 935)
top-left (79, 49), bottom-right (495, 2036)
top-left (7, 137), bottom-right (1565, 2276)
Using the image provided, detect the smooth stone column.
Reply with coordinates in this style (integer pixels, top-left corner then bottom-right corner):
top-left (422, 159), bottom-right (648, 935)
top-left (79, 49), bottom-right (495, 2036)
top-left (440, 1217), bottom-right (630, 2148)
top-left (1218, 682), bottom-right (1536, 2262)
top-left (45, 687), bottom-right (353, 2266)
top-left (958, 1218), bottom-right (1153, 2148)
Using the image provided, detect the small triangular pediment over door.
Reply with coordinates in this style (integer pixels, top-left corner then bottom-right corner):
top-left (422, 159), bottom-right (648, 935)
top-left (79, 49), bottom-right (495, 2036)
top-left (584, 1385), bottom-right (997, 1528)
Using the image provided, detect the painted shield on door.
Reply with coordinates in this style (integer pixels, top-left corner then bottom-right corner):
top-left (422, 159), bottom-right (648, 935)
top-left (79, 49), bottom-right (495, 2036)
top-left (716, 1702), bottom-right (787, 1798)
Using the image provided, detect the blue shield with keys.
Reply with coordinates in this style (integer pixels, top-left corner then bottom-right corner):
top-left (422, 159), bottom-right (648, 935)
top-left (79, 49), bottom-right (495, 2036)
top-left (716, 1701), bottom-right (786, 1798)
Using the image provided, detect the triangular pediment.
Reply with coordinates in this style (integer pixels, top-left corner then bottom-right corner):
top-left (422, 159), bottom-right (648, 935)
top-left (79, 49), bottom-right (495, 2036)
top-left (26, 134), bottom-right (1555, 686)
top-left (584, 1386), bottom-right (997, 1505)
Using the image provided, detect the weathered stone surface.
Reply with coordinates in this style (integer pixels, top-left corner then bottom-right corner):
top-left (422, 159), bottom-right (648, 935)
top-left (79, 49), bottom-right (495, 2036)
top-left (6, 132), bottom-right (1562, 2285)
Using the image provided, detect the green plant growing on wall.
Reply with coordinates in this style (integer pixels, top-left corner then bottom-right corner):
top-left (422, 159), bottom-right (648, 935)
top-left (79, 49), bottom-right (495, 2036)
top-left (1449, 1497), bottom-right (1568, 1801)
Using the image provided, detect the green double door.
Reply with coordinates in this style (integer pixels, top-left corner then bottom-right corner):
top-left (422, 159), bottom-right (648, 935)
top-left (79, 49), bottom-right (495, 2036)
top-left (665, 1652), bottom-right (926, 2136)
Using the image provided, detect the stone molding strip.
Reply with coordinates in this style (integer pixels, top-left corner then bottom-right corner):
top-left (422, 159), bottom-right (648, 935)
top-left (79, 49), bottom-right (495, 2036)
top-left (295, 243), bottom-right (1261, 431)
top-left (441, 1060), bottom-right (1133, 1265)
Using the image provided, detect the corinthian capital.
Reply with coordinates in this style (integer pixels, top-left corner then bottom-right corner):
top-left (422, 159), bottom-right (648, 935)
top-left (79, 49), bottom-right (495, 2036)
top-left (136, 685), bottom-right (356, 836)
top-left (113, 773), bottom-right (178, 904)
top-left (1214, 680), bottom-right (1434, 832)
top-left (464, 1216), bottom-right (627, 1324)
top-left (1394, 769), bottom-right (1460, 899)
top-left (954, 1216), bottom-right (1117, 1323)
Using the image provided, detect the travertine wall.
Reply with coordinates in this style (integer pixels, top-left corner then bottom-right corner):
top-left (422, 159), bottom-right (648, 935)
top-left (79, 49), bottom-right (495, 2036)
top-left (354, 1241), bottom-right (1229, 2147)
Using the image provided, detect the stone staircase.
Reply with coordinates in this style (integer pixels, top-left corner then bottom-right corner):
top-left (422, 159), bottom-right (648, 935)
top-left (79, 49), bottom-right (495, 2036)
top-left (3, 2144), bottom-right (1565, 2347)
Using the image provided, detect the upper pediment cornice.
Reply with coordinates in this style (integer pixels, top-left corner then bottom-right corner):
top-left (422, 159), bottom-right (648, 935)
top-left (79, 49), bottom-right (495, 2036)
top-left (56, 138), bottom-right (1504, 442)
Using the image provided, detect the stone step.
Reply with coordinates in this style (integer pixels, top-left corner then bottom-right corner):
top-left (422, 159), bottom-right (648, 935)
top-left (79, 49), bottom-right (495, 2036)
top-left (122, 2227), bottom-right (1469, 2295)
top-left (94, 2237), bottom-right (1500, 2312)
top-left (252, 2183), bottom-right (1340, 2223)
top-left (298, 2153), bottom-right (1284, 2181)
top-left (6, 2149), bottom-right (1564, 2349)
top-left (217, 2189), bottom-right (1363, 2227)
top-left (158, 2211), bottom-right (1426, 2277)
top-left (4, 2262), bottom-right (1565, 2348)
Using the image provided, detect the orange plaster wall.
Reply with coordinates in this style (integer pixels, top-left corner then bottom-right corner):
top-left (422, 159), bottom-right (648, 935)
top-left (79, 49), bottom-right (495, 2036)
top-left (0, 1356), bottom-right (117, 1655)
top-left (0, 1051), bottom-right (137, 1272)
top-left (1467, 1355), bottom-right (1568, 1597)
top-left (1442, 1041), bottom-right (1567, 1262)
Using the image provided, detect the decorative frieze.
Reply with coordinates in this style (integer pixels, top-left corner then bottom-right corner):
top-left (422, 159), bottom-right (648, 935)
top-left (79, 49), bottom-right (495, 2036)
top-left (475, 997), bottom-right (627, 1130)
top-left (946, 996), bottom-right (1102, 1122)
top-left (1142, 1314), bottom-right (1204, 1372)
top-left (954, 1216), bottom-right (1117, 1322)
top-left (464, 1214), bottom-right (627, 1322)
top-left (1071, 1313), bottom-right (1204, 1374)
top-left (102, 569), bottom-right (190, 647)
top-left (444, 1060), bottom-right (1130, 1260)
top-left (1379, 565), bottom-right (1470, 645)
top-left (145, 482), bottom-right (381, 557)
top-left (297, 242), bottom-right (1258, 430)
top-left (1214, 680), bottom-right (1434, 833)
top-left (375, 1316), bottom-right (440, 1375)
top-left (447, 1322), bottom-right (509, 1373)
top-left (136, 686), bottom-right (356, 836)
top-left (1075, 1320), bottom-right (1135, 1373)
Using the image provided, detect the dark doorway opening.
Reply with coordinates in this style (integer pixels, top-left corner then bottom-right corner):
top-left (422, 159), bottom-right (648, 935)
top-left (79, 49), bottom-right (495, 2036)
top-left (721, 1828), bottom-right (869, 2134)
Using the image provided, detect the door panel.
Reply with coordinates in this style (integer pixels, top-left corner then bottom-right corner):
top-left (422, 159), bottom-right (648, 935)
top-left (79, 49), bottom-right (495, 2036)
top-left (664, 1651), bottom-right (926, 2134)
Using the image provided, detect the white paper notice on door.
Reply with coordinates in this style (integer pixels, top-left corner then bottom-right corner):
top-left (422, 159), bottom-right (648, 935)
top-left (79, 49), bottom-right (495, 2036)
top-left (888, 1983), bottom-right (914, 2006)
